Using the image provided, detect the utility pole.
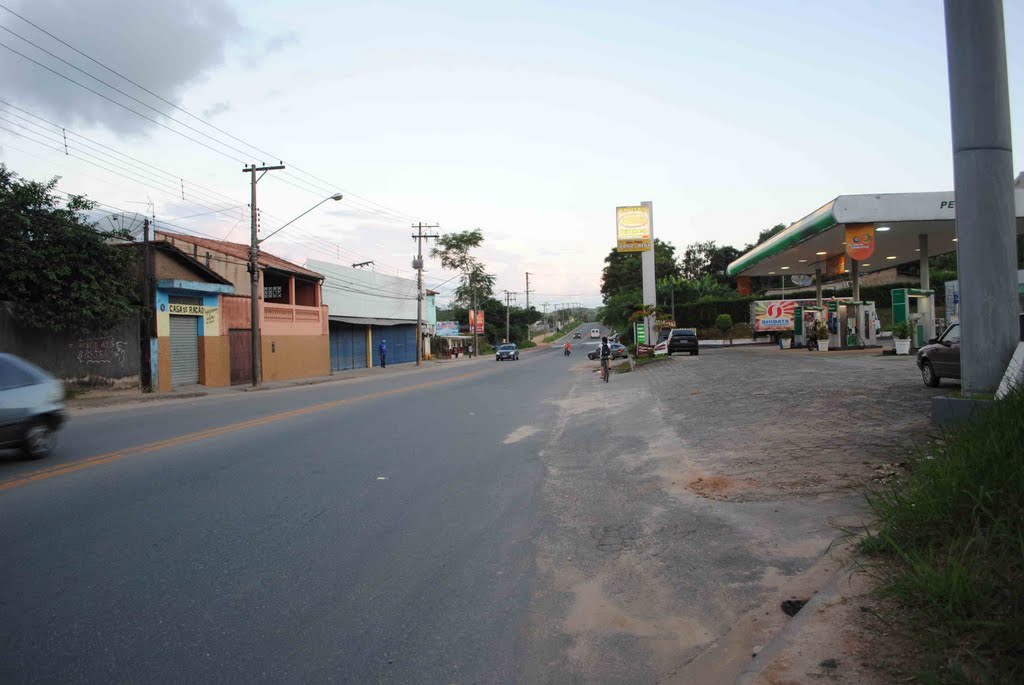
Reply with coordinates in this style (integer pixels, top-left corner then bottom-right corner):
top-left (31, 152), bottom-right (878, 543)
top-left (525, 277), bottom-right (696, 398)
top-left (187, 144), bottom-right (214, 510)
top-left (140, 217), bottom-right (152, 392)
top-left (242, 163), bottom-right (285, 387)
top-left (412, 222), bottom-right (439, 366)
top-left (503, 290), bottom-right (517, 343)
top-left (525, 272), bottom-right (533, 311)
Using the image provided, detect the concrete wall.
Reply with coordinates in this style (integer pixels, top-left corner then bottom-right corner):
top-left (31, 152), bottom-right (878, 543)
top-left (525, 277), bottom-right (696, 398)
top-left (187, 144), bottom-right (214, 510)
top-left (261, 334), bottom-right (329, 381)
top-left (0, 301), bottom-right (140, 387)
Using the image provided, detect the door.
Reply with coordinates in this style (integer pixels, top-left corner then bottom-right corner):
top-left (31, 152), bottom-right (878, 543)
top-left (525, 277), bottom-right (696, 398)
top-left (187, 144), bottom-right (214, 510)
top-left (169, 315), bottom-right (199, 387)
top-left (229, 329), bottom-right (252, 385)
top-left (934, 323), bottom-right (961, 377)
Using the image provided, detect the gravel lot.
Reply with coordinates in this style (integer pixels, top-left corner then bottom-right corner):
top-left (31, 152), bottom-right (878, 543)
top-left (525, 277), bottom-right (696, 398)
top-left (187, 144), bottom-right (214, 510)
top-left (640, 345), bottom-right (948, 501)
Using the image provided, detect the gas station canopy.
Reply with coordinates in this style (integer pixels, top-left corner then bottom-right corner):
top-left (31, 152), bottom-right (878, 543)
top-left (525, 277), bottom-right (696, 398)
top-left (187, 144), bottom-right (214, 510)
top-left (727, 190), bottom-right (1024, 278)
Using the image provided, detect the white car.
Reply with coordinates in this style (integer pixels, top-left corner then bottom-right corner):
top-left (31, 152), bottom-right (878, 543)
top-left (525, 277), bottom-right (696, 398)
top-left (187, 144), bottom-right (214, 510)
top-left (590, 328), bottom-right (601, 338)
top-left (0, 354), bottom-right (66, 459)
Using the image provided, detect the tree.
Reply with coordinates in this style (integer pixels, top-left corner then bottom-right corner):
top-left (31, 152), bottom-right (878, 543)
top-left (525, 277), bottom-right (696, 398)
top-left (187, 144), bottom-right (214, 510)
top-left (0, 164), bottom-right (139, 332)
top-left (431, 229), bottom-right (495, 308)
top-left (743, 223), bottom-right (786, 252)
top-left (600, 238), bottom-right (681, 300)
top-left (680, 241), bottom-right (742, 283)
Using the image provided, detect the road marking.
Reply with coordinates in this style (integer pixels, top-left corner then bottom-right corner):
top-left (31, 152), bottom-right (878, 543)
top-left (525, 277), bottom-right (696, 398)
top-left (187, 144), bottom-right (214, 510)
top-left (0, 368), bottom-right (489, 493)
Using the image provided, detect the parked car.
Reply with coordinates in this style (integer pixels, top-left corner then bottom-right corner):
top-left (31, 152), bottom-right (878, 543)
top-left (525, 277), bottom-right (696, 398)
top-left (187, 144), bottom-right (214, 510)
top-left (496, 343), bottom-right (519, 361)
top-left (0, 353), bottom-right (66, 459)
top-left (587, 342), bottom-right (628, 360)
top-left (573, 332), bottom-right (582, 339)
top-left (666, 329), bottom-right (699, 356)
top-left (917, 322), bottom-right (960, 387)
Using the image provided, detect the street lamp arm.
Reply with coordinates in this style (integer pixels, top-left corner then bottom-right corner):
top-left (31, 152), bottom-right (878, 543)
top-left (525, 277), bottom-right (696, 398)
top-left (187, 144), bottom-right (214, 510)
top-left (258, 193), bottom-right (343, 244)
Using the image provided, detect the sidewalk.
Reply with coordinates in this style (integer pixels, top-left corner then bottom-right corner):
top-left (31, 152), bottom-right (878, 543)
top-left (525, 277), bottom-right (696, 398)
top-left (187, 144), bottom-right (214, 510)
top-left (67, 353), bottom-right (490, 411)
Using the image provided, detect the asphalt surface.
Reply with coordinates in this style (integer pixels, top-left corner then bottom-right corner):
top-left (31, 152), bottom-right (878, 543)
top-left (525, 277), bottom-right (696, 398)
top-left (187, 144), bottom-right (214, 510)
top-left (0, 327), bottom-right (603, 684)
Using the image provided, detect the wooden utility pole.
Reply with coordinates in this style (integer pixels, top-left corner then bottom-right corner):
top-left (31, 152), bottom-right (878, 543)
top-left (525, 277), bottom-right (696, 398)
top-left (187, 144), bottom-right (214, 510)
top-left (242, 163), bottom-right (285, 387)
top-left (412, 223), bottom-right (439, 366)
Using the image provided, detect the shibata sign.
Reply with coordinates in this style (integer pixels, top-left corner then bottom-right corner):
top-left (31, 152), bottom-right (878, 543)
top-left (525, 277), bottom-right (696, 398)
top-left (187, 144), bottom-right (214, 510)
top-left (754, 300), bottom-right (797, 331)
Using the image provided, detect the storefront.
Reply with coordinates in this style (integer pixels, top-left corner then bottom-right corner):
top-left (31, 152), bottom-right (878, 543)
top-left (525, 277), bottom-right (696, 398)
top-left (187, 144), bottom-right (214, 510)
top-left (153, 280), bottom-right (235, 391)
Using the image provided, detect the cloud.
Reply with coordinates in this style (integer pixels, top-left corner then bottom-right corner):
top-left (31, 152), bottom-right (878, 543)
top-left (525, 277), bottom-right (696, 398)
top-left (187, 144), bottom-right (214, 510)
top-left (0, 0), bottom-right (242, 134)
top-left (201, 101), bottom-right (231, 119)
top-left (240, 30), bottom-right (299, 68)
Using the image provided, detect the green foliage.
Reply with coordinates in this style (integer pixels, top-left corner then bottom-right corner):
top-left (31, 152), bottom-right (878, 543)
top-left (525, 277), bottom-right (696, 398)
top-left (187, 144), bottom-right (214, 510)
top-left (861, 389), bottom-right (1024, 683)
top-left (892, 320), bottom-right (913, 339)
top-left (0, 164), bottom-right (139, 332)
top-left (714, 313), bottom-right (733, 334)
top-left (430, 229), bottom-right (495, 307)
top-left (600, 239), bottom-right (682, 299)
top-left (680, 240), bottom-right (741, 283)
top-left (674, 296), bottom-right (759, 329)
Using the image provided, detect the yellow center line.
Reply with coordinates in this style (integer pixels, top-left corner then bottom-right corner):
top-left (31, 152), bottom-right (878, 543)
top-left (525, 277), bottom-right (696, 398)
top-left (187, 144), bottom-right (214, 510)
top-left (0, 368), bottom-right (489, 493)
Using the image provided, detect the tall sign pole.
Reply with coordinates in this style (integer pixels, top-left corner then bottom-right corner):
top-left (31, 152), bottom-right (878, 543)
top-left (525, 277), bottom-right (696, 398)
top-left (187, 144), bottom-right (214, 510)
top-left (242, 163), bottom-right (285, 387)
top-left (944, 0), bottom-right (1019, 393)
top-left (641, 201), bottom-right (656, 346)
top-left (411, 222), bottom-right (439, 366)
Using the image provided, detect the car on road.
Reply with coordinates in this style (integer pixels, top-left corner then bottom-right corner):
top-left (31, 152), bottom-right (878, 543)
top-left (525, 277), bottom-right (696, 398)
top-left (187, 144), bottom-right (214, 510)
top-left (917, 322), bottom-right (960, 387)
top-left (587, 342), bottom-right (628, 360)
top-left (590, 328), bottom-right (601, 338)
top-left (495, 343), bottom-right (519, 361)
top-left (666, 329), bottom-right (699, 356)
top-left (573, 332), bottom-right (582, 339)
top-left (0, 353), bottom-right (66, 459)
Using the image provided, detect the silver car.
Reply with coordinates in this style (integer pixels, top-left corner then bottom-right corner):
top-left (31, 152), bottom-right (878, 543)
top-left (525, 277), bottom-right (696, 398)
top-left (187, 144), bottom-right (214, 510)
top-left (0, 353), bottom-right (66, 459)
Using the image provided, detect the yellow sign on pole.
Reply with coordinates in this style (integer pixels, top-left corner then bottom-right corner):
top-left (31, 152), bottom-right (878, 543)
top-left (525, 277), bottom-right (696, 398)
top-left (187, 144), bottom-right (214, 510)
top-left (616, 205), bottom-right (652, 252)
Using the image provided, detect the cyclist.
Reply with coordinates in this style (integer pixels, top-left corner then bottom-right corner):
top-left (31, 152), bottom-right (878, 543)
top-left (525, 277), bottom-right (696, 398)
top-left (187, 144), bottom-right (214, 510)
top-left (597, 335), bottom-right (611, 382)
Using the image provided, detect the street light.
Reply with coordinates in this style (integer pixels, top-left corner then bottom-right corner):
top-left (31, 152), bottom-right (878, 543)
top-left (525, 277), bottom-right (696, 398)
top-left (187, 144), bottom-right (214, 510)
top-left (249, 193), bottom-right (343, 387)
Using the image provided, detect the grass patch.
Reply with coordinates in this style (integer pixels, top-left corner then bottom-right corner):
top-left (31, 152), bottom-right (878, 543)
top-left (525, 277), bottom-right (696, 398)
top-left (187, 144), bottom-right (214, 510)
top-left (860, 388), bottom-right (1024, 683)
top-left (615, 355), bottom-right (670, 373)
top-left (518, 340), bottom-right (537, 350)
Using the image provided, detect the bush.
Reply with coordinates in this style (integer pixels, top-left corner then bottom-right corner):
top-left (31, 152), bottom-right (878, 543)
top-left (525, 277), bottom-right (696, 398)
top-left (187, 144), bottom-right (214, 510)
top-left (861, 389), bottom-right (1024, 682)
top-left (715, 313), bottom-right (733, 335)
top-left (518, 340), bottom-right (537, 349)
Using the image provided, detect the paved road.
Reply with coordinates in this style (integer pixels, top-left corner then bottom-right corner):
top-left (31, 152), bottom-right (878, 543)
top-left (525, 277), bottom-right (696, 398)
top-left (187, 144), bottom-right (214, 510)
top-left (0, 326), bottom-right (602, 684)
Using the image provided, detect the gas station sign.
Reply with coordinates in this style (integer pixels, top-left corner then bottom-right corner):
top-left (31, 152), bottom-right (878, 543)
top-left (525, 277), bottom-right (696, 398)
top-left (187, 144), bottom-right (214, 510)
top-left (845, 223), bottom-right (876, 261)
top-left (753, 300), bottom-right (797, 331)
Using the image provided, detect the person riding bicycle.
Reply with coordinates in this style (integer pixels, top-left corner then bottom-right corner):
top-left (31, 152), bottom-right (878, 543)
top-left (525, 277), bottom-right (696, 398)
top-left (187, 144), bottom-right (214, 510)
top-left (597, 336), bottom-right (612, 380)
top-left (564, 341), bottom-right (572, 356)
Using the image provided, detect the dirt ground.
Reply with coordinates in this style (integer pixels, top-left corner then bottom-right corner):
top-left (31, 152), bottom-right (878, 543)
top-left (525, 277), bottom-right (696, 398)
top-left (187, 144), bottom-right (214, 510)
top-left (521, 346), bottom-right (942, 683)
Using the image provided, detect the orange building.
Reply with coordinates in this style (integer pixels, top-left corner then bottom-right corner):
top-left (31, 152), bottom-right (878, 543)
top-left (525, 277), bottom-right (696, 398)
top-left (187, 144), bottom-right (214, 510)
top-left (151, 232), bottom-right (329, 390)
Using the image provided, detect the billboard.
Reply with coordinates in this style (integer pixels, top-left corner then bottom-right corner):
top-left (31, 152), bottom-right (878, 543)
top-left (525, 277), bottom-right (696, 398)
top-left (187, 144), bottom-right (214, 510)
top-left (753, 300), bottom-right (798, 332)
top-left (435, 321), bottom-right (459, 337)
top-left (616, 205), bottom-right (652, 252)
top-left (468, 310), bottom-right (484, 334)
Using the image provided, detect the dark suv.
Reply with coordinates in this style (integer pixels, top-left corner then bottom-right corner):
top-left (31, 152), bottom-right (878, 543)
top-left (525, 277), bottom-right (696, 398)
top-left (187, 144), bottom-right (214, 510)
top-left (666, 329), bottom-right (699, 356)
top-left (917, 322), bottom-right (960, 387)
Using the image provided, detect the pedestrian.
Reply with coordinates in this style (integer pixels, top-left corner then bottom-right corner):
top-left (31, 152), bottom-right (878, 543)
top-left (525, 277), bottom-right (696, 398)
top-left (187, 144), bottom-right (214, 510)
top-left (378, 338), bottom-right (387, 368)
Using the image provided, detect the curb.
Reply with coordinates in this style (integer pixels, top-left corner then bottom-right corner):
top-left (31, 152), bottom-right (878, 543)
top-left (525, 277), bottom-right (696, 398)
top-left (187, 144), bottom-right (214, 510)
top-left (735, 560), bottom-right (856, 685)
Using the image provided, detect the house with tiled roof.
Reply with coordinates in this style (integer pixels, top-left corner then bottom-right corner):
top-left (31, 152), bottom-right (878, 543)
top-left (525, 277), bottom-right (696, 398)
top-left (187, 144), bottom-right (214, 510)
top-left (150, 231), bottom-right (329, 390)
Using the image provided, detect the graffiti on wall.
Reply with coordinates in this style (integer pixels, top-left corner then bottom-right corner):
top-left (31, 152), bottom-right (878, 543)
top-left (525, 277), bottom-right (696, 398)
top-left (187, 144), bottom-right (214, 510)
top-left (76, 336), bottom-right (129, 365)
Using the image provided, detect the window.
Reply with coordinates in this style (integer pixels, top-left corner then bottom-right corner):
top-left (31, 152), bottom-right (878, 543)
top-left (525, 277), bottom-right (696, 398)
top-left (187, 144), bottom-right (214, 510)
top-left (942, 323), bottom-right (961, 345)
top-left (0, 357), bottom-right (42, 390)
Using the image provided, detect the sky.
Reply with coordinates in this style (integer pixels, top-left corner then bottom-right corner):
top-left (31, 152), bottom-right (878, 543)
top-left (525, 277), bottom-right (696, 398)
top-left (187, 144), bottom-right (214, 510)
top-left (1, 0), bottom-right (1022, 309)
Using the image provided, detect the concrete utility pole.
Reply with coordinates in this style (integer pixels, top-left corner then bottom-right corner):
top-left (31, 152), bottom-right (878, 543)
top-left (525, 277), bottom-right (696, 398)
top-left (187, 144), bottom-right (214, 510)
top-left (242, 163), bottom-right (285, 387)
top-left (944, 0), bottom-right (1019, 393)
top-left (141, 217), bottom-right (152, 392)
top-left (503, 290), bottom-right (517, 343)
top-left (412, 223), bottom-right (439, 366)
top-left (525, 272), bottom-right (532, 311)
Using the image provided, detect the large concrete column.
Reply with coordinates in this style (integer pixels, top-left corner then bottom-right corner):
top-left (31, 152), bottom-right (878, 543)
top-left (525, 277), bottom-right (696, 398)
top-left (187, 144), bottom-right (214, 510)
top-left (919, 234), bottom-right (935, 342)
top-left (945, 0), bottom-right (1019, 393)
top-left (815, 267), bottom-right (823, 307)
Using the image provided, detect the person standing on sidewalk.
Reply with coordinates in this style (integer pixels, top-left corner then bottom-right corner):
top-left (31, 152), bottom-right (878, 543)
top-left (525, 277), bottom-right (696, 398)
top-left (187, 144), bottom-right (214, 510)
top-left (378, 339), bottom-right (387, 368)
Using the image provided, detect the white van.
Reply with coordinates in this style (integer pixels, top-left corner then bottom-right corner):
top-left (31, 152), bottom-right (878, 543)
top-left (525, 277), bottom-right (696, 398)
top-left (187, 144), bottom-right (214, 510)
top-left (590, 328), bottom-right (601, 338)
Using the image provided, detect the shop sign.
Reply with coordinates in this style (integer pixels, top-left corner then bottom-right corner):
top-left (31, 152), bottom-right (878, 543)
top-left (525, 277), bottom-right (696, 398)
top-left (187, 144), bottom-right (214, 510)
top-left (167, 303), bottom-right (204, 316)
top-left (616, 205), bottom-right (652, 253)
top-left (845, 223), bottom-right (875, 261)
top-left (637, 343), bottom-right (654, 356)
top-left (436, 321), bottom-right (459, 337)
top-left (753, 300), bottom-right (797, 331)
